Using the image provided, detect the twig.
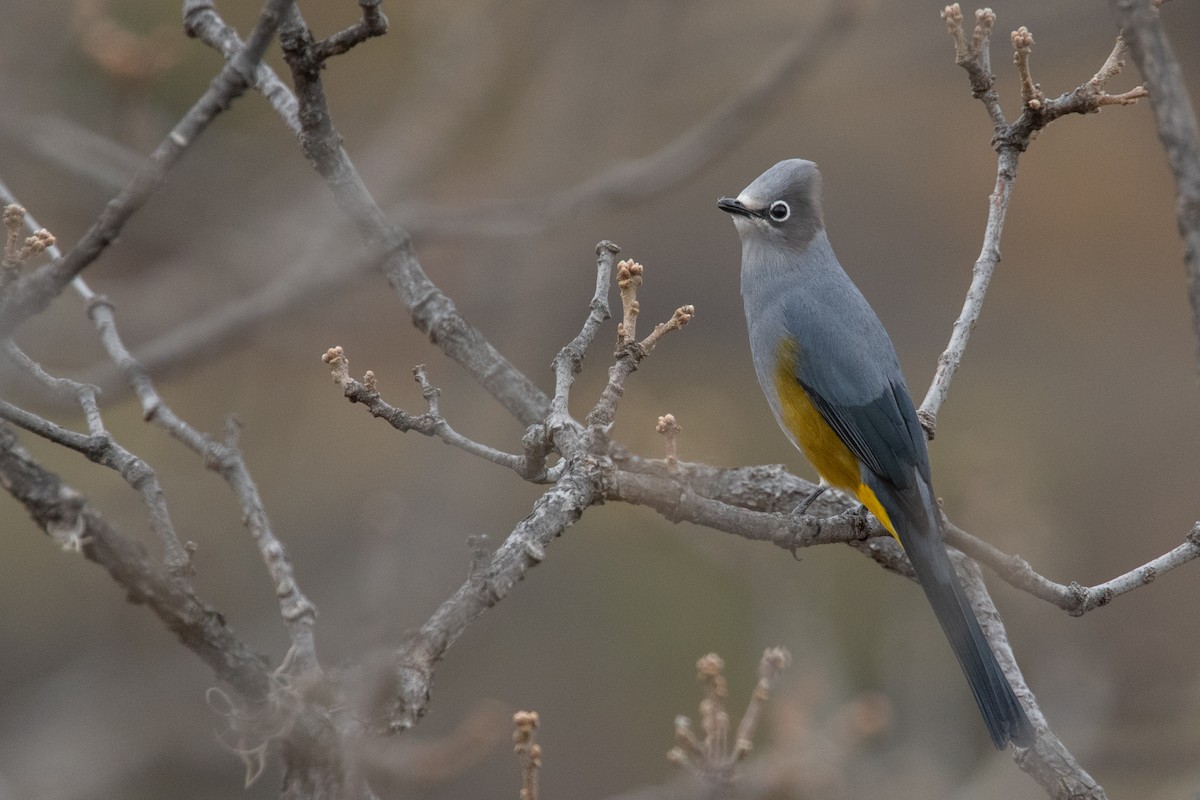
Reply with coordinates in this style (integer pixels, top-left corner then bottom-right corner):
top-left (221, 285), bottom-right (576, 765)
top-left (919, 5), bottom-right (1147, 435)
top-left (512, 711), bottom-right (541, 800)
top-left (0, 0), bottom-right (295, 340)
top-left (667, 649), bottom-right (791, 783)
top-left (940, 5), bottom-right (1003, 126)
top-left (0, 194), bottom-right (191, 573)
top-left (730, 648), bottom-right (792, 762)
top-left (548, 242), bottom-right (620, 442)
top-left (320, 346), bottom-right (534, 477)
top-left (0, 343), bottom-right (192, 573)
top-left (944, 519), bottom-right (1200, 616)
top-left (655, 414), bottom-right (681, 470)
top-left (1011, 27), bottom-right (1044, 109)
top-left (86, 290), bottom-right (318, 670)
top-left (308, 0), bottom-right (388, 62)
top-left (586, 259), bottom-right (694, 430)
top-left (616, 259), bottom-right (643, 344)
top-left (640, 305), bottom-right (694, 353)
top-left (183, 0), bottom-right (300, 132)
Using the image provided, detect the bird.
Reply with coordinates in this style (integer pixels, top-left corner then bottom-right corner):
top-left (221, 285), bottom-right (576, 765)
top-left (717, 159), bottom-right (1036, 749)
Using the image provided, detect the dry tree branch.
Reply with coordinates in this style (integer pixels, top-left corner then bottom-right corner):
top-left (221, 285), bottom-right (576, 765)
top-left (1109, 0), bottom-right (1200, 371)
top-left (0, 202), bottom-right (191, 572)
top-left (0, 424), bottom-right (272, 701)
top-left (549, 242), bottom-right (621, 437)
top-left (6, 137), bottom-right (322, 664)
top-left (271, 5), bottom-right (548, 427)
top-left (920, 4), bottom-right (1147, 435)
top-left (945, 519), bottom-right (1200, 615)
top-left (0, 0), bottom-right (295, 340)
top-left (320, 346), bottom-right (535, 478)
top-left (0, 342), bottom-right (192, 573)
top-left (338, 247), bottom-right (694, 733)
top-left (585, 259), bottom-right (693, 431)
top-left (83, 288), bottom-right (319, 669)
top-left (307, 0), bottom-right (388, 62)
top-left (380, 461), bottom-right (609, 732)
top-left (613, 453), bottom-right (1200, 623)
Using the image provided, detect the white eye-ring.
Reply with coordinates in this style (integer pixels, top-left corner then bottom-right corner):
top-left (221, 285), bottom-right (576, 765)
top-left (768, 200), bottom-right (791, 222)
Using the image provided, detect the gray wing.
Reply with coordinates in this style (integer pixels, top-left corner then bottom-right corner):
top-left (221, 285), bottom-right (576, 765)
top-left (793, 361), bottom-right (931, 493)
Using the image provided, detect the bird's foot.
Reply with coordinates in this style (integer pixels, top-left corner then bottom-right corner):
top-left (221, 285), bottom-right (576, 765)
top-left (787, 485), bottom-right (829, 560)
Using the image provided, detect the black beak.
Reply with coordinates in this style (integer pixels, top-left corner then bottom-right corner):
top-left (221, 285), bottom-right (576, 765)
top-left (717, 197), bottom-right (756, 217)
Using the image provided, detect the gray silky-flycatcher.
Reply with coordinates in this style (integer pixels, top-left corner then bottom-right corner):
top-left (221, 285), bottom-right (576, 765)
top-left (718, 159), bottom-right (1035, 749)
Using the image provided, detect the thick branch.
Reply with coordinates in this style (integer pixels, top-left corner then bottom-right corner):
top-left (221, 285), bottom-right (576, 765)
top-left (0, 424), bottom-right (271, 701)
top-left (1110, 0), bottom-right (1200, 371)
top-left (380, 459), bottom-right (609, 731)
top-left (275, 8), bottom-right (549, 428)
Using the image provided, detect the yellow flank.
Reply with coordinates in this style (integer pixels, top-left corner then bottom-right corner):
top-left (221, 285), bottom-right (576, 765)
top-left (773, 338), bottom-right (899, 542)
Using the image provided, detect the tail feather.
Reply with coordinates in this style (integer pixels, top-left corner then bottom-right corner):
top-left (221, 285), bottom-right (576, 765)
top-left (876, 479), bottom-right (1036, 749)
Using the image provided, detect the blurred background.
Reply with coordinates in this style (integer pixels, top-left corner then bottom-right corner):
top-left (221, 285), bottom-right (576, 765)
top-left (2, 0), bottom-right (1200, 798)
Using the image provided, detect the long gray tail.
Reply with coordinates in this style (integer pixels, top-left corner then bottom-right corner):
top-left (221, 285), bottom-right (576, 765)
top-left (877, 479), bottom-right (1036, 749)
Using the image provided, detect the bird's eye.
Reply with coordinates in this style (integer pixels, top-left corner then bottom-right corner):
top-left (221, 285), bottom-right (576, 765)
top-left (768, 200), bottom-right (791, 222)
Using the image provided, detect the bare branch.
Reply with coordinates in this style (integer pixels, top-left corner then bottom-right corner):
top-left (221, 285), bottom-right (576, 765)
top-left (183, 0), bottom-right (300, 132)
top-left (151, 0), bottom-right (858, 412)
top-left (0, 0), bottom-right (295, 340)
top-left (0, 379), bottom-right (192, 573)
top-left (308, 0), bottom-right (388, 62)
top-left (616, 456), bottom-right (1199, 619)
top-left (585, 260), bottom-right (694, 431)
top-left (940, 5), bottom-right (1004, 126)
top-left (1110, 0), bottom-right (1200, 372)
top-left (639, 305), bottom-right (695, 353)
top-left (918, 146), bottom-right (1018, 435)
top-left (0, 424), bottom-right (271, 702)
top-left (955, 561), bottom-right (1107, 798)
top-left (945, 519), bottom-right (1200, 616)
top-left (382, 459), bottom-right (608, 731)
top-left (608, 468), bottom-right (876, 552)
top-left (86, 291), bottom-right (318, 668)
top-left (273, 7), bottom-right (550, 428)
top-left (920, 7), bottom-right (1147, 435)
top-left (549, 242), bottom-right (620, 433)
top-left (730, 648), bottom-right (792, 763)
top-left (320, 346), bottom-right (534, 477)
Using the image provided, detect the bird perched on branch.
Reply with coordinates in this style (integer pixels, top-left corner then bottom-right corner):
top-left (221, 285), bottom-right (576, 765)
top-left (718, 159), bottom-right (1035, 749)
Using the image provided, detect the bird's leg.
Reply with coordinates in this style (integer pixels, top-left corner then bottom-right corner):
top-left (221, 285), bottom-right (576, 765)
top-left (788, 483), bottom-right (829, 559)
top-left (792, 483), bottom-right (828, 517)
